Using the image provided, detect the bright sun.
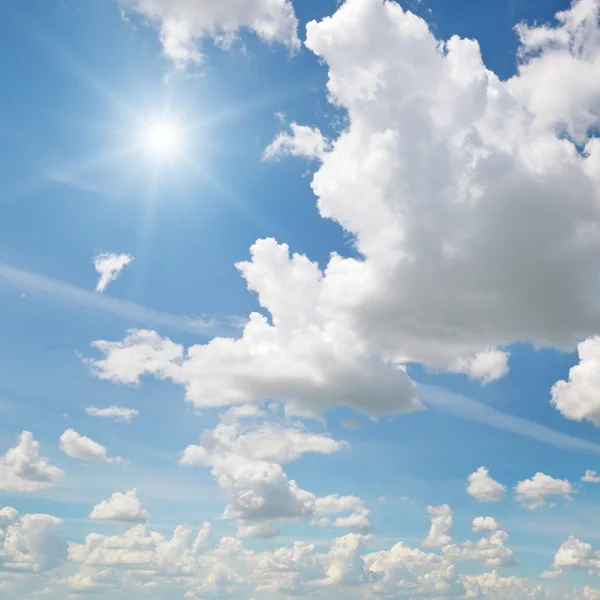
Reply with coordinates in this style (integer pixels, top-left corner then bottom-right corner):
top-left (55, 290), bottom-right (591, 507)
top-left (141, 119), bottom-right (183, 159)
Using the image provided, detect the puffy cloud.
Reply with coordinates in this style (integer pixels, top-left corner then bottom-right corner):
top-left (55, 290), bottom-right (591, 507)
top-left (582, 469), bottom-right (600, 483)
top-left (573, 587), bottom-right (600, 600)
top-left (0, 507), bottom-right (66, 573)
top-left (422, 505), bottom-right (453, 548)
top-left (315, 494), bottom-right (364, 515)
top-left (263, 123), bottom-right (330, 161)
top-left (67, 567), bottom-right (120, 593)
top-left (444, 529), bottom-right (516, 568)
top-left (364, 541), bottom-right (455, 597)
top-left (0, 431), bottom-right (63, 492)
top-left (551, 337), bottom-right (600, 426)
top-left (93, 252), bottom-right (133, 293)
top-left (448, 349), bottom-right (510, 384)
top-left (89, 490), bottom-right (150, 523)
top-left (553, 536), bottom-right (600, 571)
top-left (91, 0), bottom-right (600, 418)
top-left (472, 517), bottom-right (500, 533)
top-left (179, 410), bottom-right (350, 531)
top-left (120, 0), bottom-right (300, 67)
top-left (313, 506), bottom-right (373, 534)
top-left (462, 570), bottom-right (547, 599)
top-left (236, 522), bottom-right (279, 539)
top-left (59, 429), bottom-right (125, 464)
top-left (69, 522), bottom-right (213, 569)
top-left (86, 272), bottom-right (420, 416)
top-left (85, 406), bottom-right (139, 423)
top-left (540, 569), bottom-right (563, 579)
top-left (467, 467), bottom-right (506, 503)
top-left (514, 472), bottom-right (573, 510)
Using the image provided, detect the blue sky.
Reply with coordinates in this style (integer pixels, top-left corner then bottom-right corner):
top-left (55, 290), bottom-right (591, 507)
top-left (3, 0), bottom-right (600, 598)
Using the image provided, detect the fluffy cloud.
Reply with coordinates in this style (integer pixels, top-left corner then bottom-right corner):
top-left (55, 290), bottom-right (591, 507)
top-left (92, 0), bottom-right (600, 417)
top-left (514, 472), bottom-right (573, 510)
top-left (85, 406), bottom-right (139, 423)
top-left (120, 0), bottom-right (300, 66)
top-left (0, 432), bottom-right (63, 492)
top-left (422, 505), bottom-right (453, 548)
top-left (472, 517), bottom-right (500, 533)
top-left (313, 507), bottom-right (373, 534)
top-left (179, 409), bottom-right (351, 533)
top-left (59, 429), bottom-right (125, 464)
top-left (448, 349), bottom-right (510, 384)
top-left (553, 536), bottom-right (600, 571)
top-left (582, 470), bottom-right (600, 483)
top-left (89, 490), bottom-right (150, 523)
top-left (263, 123), bottom-right (331, 161)
top-left (93, 252), bottom-right (133, 293)
top-left (0, 507), bottom-right (66, 573)
top-left (551, 337), bottom-right (600, 426)
top-left (462, 570), bottom-right (547, 599)
top-left (315, 494), bottom-right (364, 515)
top-left (467, 467), bottom-right (506, 502)
top-left (444, 529), bottom-right (515, 568)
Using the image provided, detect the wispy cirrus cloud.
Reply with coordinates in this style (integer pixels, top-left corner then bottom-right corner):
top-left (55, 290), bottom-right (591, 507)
top-left (0, 262), bottom-right (233, 336)
top-left (421, 385), bottom-right (600, 455)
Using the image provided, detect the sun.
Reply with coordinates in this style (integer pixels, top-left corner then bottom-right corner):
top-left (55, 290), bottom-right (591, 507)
top-left (141, 119), bottom-right (184, 159)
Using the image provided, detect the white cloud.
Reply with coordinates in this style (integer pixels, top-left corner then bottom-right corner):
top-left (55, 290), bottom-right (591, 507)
top-left (422, 505), bottom-right (452, 548)
top-left (553, 536), bottom-right (600, 571)
top-left (462, 570), bottom-right (546, 599)
top-left (472, 517), bottom-right (500, 533)
top-left (0, 432), bottom-right (63, 492)
top-left (85, 406), bottom-right (139, 423)
top-left (87, 295), bottom-right (420, 415)
top-left (313, 507), bottom-right (373, 534)
top-left (0, 507), bottom-right (66, 573)
top-left (236, 522), bottom-right (279, 539)
top-left (90, 0), bottom-right (600, 419)
top-left (551, 337), bottom-right (600, 427)
top-left (263, 123), bottom-right (330, 161)
top-left (315, 494), bottom-right (364, 515)
top-left (582, 469), bottom-right (600, 483)
top-left (540, 569), bottom-right (563, 579)
top-left (179, 410), bottom-right (350, 531)
top-left (89, 490), bottom-right (150, 523)
top-left (467, 467), bottom-right (506, 503)
top-left (448, 349), bottom-right (510, 384)
top-left (444, 529), bottom-right (515, 568)
top-left (120, 0), bottom-right (300, 67)
top-left (93, 252), bottom-right (134, 293)
top-left (514, 472), bottom-right (573, 510)
top-left (59, 429), bottom-right (125, 464)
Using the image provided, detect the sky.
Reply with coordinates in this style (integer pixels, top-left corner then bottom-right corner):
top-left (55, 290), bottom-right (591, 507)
top-left (3, 0), bottom-right (600, 598)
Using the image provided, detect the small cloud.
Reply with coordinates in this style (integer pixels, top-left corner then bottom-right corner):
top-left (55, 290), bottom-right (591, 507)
top-left (86, 406), bottom-right (139, 423)
top-left (93, 252), bottom-right (134, 293)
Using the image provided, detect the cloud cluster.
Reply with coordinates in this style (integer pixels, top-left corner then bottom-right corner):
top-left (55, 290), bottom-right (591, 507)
top-left (120, 0), bottom-right (300, 66)
top-left (0, 506), bottom-right (66, 573)
top-left (93, 0), bottom-right (600, 419)
top-left (179, 406), bottom-right (366, 536)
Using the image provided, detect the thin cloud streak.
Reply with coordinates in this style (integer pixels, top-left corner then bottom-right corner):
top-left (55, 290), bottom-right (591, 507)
top-left (0, 262), bottom-right (232, 337)
top-left (420, 385), bottom-right (600, 455)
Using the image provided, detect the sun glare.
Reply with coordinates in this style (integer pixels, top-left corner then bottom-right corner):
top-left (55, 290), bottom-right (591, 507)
top-left (141, 119), bottom-right (184, 159)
